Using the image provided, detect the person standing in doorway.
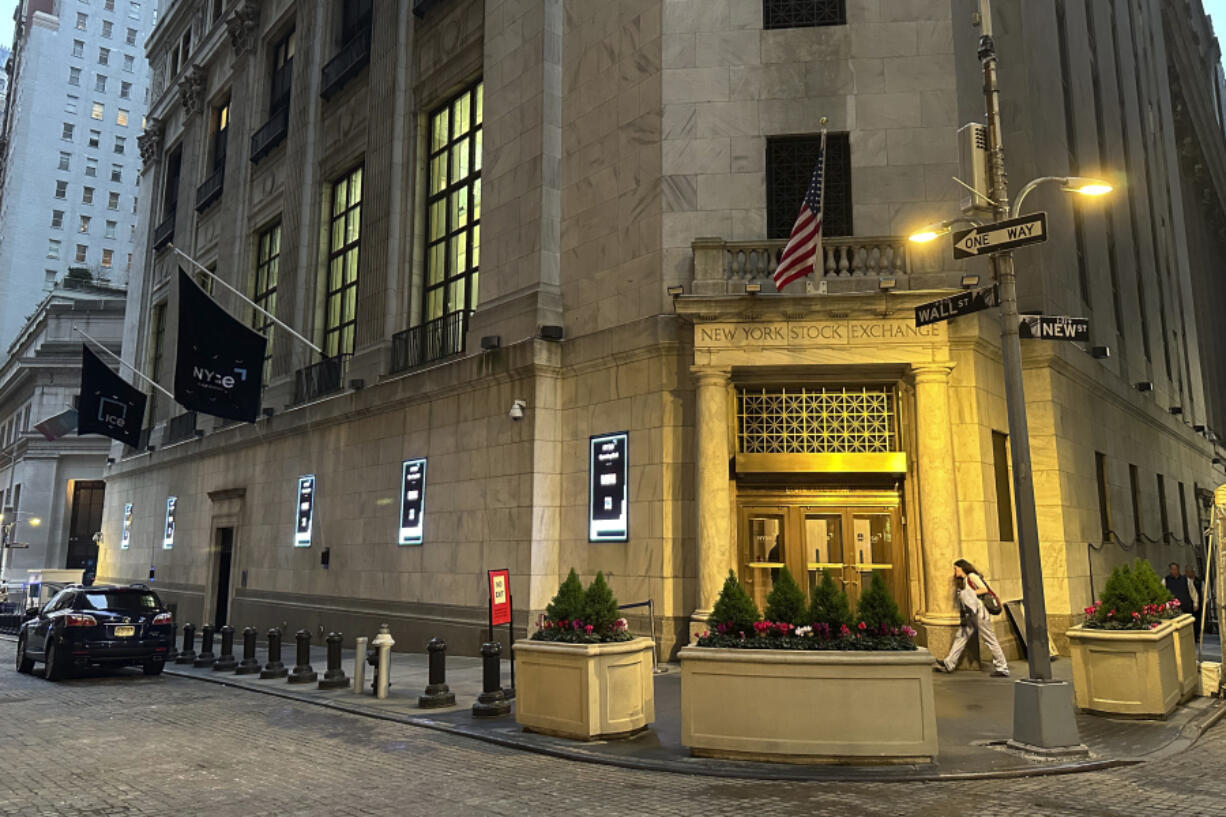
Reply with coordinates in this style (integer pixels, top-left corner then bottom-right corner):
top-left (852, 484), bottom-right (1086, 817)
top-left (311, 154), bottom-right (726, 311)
top-left (935, 559), bottom-right (1009, 677)
top-left (1164, 563), bottom-right (1197, 623)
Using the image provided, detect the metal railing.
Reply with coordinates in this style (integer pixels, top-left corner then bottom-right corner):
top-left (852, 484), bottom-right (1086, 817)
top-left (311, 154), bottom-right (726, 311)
top-left (692, 235), bottom-right (910, 292)
top-left (164, 411), bottom-right (198, 444)
top-left (294, 354), bottom-right (350, 404)
top-left (194, 165), bottom-right (225, 212)
top-left (250, 105), bottom-right (290, 164)
top-left (390, 311), bottom-right (469, 374)
top-left (320, 27), bottom-right (372, 100)
top-left (152, 211), bottom-right (176, 250)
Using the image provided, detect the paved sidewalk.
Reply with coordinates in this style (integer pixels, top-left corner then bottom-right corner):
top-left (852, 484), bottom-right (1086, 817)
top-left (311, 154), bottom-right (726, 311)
top-left (137, 637), bottom-right (1226, 782)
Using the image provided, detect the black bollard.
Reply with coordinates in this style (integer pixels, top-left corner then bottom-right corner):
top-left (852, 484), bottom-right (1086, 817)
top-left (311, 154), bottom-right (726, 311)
top-left (193, 624), bottom-right (216, 667)
top-left (288, 629), bottom-right (317, 684)
top-left (471, 641), bottom-right (511, 717)
top-left (175, 623), bottom-right (197, 664)
top-left (259, 627), bottom-right (287, 679)
top-left (418, 637), bottom-right (456, 708)
top-left (235, 627), bottom-right (261, 675)
top-left (318, 632), bottom-right (349, 690)
top-left (213, 625), bottom-right (238, 671)
top-left (167, 624), bottom-right (179, 662)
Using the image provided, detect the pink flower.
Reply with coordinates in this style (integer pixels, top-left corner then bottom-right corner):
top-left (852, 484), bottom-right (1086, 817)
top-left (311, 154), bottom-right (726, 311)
top-left (585, 624), bottom-right (594, 634)
top-left (857, 621), bottom-right (867, 631)
top-left (1132, 611), bottom-right (1141, 619)
top-left (840, 624), bottom-right (851, 636)
top-left (1084, 607), bottom-right (1095, 615)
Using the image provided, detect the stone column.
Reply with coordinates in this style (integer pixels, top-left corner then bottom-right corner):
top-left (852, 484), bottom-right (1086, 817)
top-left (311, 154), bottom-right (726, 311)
top-left (691, 366), bottom-right (732, 636)
top-left (912, 363), bottom-right (962, 659)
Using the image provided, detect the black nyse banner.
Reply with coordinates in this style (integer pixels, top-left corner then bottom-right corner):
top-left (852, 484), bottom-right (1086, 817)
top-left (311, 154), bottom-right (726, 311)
top-left (174, 269), bottom-right (267, 422)
top-left (77, 345), bottom-right (146, 447)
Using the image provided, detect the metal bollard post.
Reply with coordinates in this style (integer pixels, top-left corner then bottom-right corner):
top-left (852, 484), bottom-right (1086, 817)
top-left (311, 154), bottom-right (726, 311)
top-left (318, 632), bottom-right (349, 690)
top-left (235, 627), bottom-right (261, 675)
top-left (213, 625), bottom-right (237, 671)
top-left (471, 642), bottom-right (511, 717)
top-left (175, 623), bottom-right (197, 664)
top-left (259, 627), bottom-right (288, 679)
top-left (288, 629), bottom-right (318, 684)
top-left (352, 635), bottom-right (367, 693)
top-left (194, 624), bottom-right (216, 667)
top-left (167, 624), bottom-right (179, 662)
top-left (418, 637), bottom-right (456, 708)
top-left (371, 623), bottom-right (395, 699)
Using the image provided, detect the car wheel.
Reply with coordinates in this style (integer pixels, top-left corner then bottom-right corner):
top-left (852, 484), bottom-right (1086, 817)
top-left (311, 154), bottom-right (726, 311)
top-left (15, 635), bottom-right (34, 674)
top-left (142, 659), bottom-right (164, 676)
top-left (43, 640), bottom-right (64, 682)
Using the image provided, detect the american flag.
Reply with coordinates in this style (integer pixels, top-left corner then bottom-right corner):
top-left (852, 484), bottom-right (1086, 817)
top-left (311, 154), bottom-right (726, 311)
top-left (772, 130), bottom-right (826, 291)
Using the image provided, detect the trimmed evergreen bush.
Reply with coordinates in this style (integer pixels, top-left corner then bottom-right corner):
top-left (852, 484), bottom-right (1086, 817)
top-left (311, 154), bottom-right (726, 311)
top-left (1083, 559), bottom-right (1179, 630)
top-left (533, 569), bottom-right (632, 643)
top-left (545, 568), bottom-right (585, 623)
top-left (1131, 559), bottom-right (1172, 606)
top-left (763, 566), bottom-right (807, 625)
top-left (583, 571), bottom-right (620, 633)
top-left (807, 569), bottom-right (851, 631)
top-left (709, 570), bottom-right (760, 635)
top-left (855, 573), bottom-right (904, 631)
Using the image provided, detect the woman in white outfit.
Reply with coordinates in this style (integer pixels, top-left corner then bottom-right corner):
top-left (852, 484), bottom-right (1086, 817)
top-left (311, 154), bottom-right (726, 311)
top-left (934, 559), bottom-right (1009, 677)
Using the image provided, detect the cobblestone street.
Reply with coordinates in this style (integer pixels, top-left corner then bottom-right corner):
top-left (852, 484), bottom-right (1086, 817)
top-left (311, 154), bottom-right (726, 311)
top-left (1, 642), bottom-right (1225, 816)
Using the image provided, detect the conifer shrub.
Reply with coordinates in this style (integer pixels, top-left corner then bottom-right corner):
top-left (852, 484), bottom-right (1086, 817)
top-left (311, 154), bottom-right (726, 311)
top-left (709, 571), bottom-right (760, 636)
top-left (533, 569), bottom-right (632, 643)
top-left (806, 570), bottom-right (851, 632)
top-left (582, 571), bottom-right (620, 633)
top-left (545, 568), bottom-right (585, 623)
top-left (763, 566), bottom-right (807, 626)
top-left (1082, 559), bottom-right (1180, 630)
top-left (855, 573), bottom-right (904, 631)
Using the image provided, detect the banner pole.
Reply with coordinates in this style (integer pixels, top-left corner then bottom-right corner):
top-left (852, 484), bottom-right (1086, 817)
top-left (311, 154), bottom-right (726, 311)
top-left (170, 245), bottom-right (325, 356)
top-left (73, 326), bottom-right (175, 400)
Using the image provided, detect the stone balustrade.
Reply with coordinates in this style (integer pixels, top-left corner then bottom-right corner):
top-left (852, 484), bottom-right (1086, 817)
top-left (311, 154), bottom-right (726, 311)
top-left (691, 235), bottom-right (910, 295)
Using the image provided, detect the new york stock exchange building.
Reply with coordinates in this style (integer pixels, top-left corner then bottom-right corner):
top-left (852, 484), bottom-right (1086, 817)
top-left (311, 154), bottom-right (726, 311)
top-left (94, 0), bottom-right (1226, 661)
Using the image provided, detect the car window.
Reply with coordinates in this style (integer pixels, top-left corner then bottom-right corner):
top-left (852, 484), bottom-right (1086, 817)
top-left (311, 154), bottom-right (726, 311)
top-left (79, 592), bottom-right (159, 611)
top-left (42, 590), bottom-right (73, 614)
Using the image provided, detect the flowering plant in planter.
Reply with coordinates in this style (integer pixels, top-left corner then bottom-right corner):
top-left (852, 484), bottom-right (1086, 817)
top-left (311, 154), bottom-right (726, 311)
top-left (695, 568), bottom-right (918, 651)
top-left (1082, 559), bottom-right (1181, 630)
top-left (531, 569), bottom-right (634, 644)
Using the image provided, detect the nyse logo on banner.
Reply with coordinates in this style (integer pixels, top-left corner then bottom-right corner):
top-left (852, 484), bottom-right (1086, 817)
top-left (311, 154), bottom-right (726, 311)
top-left (174, 270), bottom-right (266, 422)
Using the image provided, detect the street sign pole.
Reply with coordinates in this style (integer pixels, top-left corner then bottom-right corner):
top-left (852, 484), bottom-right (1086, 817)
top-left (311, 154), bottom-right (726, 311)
top-left (977, 0), bottom-right (1081, 751)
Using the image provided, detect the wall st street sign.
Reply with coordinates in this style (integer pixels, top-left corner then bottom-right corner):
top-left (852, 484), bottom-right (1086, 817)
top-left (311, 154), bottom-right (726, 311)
top-left (1019, 314), bottom-right (1090, 342)
top-left (952, 212), bottom-right (1048, 259)
top-left (914, 284), bottom-right (1001, 327)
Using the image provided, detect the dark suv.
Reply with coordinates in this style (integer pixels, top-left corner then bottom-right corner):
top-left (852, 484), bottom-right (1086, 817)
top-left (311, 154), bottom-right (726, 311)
top-left (15, 585), bottom-right (173, 680)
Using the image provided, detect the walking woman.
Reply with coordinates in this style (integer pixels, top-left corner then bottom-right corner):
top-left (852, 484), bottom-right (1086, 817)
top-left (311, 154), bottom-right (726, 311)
top-left (934, 559), bottom-right (1009, 677)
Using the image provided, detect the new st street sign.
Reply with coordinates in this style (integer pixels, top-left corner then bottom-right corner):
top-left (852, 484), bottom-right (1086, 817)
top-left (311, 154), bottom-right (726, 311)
top-left (914, 284), bottom-right (1001, 327)
top-left (1019, 314), bottom-right (1090, 342)
top-left (952, 212), bottom-right (1048, 259)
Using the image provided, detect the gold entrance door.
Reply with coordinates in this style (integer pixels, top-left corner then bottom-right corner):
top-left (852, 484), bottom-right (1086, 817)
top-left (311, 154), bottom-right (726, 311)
top-left (738, 492), bottom-right (906, 616)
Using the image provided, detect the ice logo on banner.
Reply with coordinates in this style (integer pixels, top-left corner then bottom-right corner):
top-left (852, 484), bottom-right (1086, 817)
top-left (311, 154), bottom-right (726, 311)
top-left (589, 432), bottom-right (628, 542)
top-left (294, 475), bottom-right (315, 548)
top-left (121, 503), bottom-right (133, 550)
top-left (399, 459), bottom-right (426, 545)
top-left (163, 497), bottom-right (176, 550)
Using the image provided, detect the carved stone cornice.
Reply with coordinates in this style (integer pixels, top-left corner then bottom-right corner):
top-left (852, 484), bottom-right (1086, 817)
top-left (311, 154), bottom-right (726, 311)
top-left (226, 0), bottom-right (261, 57)
top-left (178, 65), bottom-right (208, 114)
top-left (138, 118), bottom-right (164, 168)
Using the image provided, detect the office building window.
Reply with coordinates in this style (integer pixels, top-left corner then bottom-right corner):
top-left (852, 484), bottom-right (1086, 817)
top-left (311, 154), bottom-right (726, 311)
top-left (105, 219), bottom-right (117, 238)
top-left (91, 101), bottom-right (104, 120)
top-left (163, 147), bottom-right (181, 216)
top-left (341, 0), bottom-right (373, 44)
top-left (75, 243), bottom-right (88, 263)
top-left (48, 239), bottom-right (61, 259)
top-left (101, 248), bottom-right (113, 267)
top-left (1178, 482), bottom-right (1191, 543)
top-left (51, 210), bottom-right (65, 229)
top-left (76, 12), bottom-right (88, 30)
top-left (1129, 464), bottom-right (1142, 539)
top-left (55, 180), bottom-right (68, 198)
top-left (120, 80), bottom-right (131, 99)
top-left (126, 28), bottom-right (136, 45)
top-left (95, 74), bottom-right (107, 92)
top-left (89, 129), bottom-right (100, 148)
top-left (763, 0), bottom-right (846, 29)
top-left (269, 29), bottom-right (294, 114)
top-left (73, 39), bottom-right (85, 57)
top-left (62, 123), bottom-right (75, 140)
top-left (110, 163), bottom-right (122, 182)
top-left (65, 95), bottom-right (79, 114)
top-left (117, 108), bottom-right (128, 127)
top-left (98, 47), bottom-right (110, 65)
top-left (69, 66), bottom-right (82, 85)
top-left (1095, 452), bottom-right (1111, 538)
top-left (107, 191), bottom-right (120, 210)
top-left (85, 157), bottom-right (98, 177)
top-left (79, 215), bottom-right (91, 233)
top-left (123, 54), bottom-right (134, 71)
top-left (114, 135), bottom-right (125, 153)
top-left (105, 0), bottom-right (114, 10)
top-left (424, 80), bottom-right (483, 324)
top-left (58, 152), bottom-right (71, 171)
top-left (766, 133), bottom-right (852, 240)
top-left (129, 2), bottom-right (141, 20)
top-left (210, 97), bottom-right (229, 171)
top-left (102, 20), bottom-right (112, 38)
top-left (1156, 474), bottom-right (1169, 539)
top-left (324, 165), bottom-right (362, 357)
top-left (252, 221), bottom-right (280, 381)
top-left (147, 301), bottom-right (165, 424)
top-left (992, 431), bottom-right (1014, 541)
top-left (83, 186), bottom-right (95, 205)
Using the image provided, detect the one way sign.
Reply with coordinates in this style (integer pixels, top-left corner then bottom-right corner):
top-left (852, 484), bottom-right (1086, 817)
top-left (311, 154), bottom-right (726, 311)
top-left (1019, 314), bottom-right (1090, 342)
top-left (952, 212), bottom-right (1048, 259)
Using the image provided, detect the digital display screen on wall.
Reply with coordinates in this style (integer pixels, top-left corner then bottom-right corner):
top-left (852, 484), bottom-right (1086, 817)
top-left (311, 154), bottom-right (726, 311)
top-left (121, 503), bottom-right (132, 550)
top-left (399, 458), bottom-right (426, 545)
top-left (589, 432), bottom-right (628, 542)
top-left (162, 497), bottom-right (176, 550)
top-left (294, 475), bottom-right (315, 548)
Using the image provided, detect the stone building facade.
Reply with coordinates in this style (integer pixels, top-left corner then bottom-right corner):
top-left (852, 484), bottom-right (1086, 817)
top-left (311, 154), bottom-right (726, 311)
top-left (97, 0), bottom-right (1226, 659)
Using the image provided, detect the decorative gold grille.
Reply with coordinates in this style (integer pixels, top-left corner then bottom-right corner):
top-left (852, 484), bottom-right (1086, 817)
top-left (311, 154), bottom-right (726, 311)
top-left (738, 386), bottom-right (897, 454)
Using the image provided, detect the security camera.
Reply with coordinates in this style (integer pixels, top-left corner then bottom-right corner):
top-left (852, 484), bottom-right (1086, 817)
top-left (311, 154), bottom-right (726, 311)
top-left (509, 399), bottom-right (526, 421)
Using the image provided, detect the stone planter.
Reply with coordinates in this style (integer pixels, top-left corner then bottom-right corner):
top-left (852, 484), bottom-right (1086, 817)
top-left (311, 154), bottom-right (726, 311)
top-left (679, 646), bottom-right (938, 763)
top-left (1171, 614), bottom-right (1199, 702)
top-left (513, 637), bottom-right (655, 740)
top-left (1067, 620), bottom-right (1180, 718)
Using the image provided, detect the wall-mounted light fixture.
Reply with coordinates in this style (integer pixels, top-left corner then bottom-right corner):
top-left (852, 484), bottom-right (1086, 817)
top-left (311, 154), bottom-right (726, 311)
top-left (744, 282), bottom-right (762, 295)
top-left (878, 276), bottom-right (897, 291)
top-left (960, 273), bottom-right (980, 289)
top-left (1135, 381), bottom-right (1154, 392)
top-left (666, 285), bottom-right (684, 297)
top-left (480, 335), bottom-right (501, 350)
top-left (1169, 406), bottom-right (1183, 416)
top-left (1090, 346), bottom-right (1110, 359)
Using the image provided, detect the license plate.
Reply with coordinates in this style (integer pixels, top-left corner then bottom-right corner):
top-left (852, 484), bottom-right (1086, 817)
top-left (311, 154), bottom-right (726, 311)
top-left (113, 626), bottom-right (135, 637)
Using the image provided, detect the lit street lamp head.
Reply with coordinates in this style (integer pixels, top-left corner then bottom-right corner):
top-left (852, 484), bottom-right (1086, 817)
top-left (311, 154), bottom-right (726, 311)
top-left (1062, 177), bottom-right (1113, 196)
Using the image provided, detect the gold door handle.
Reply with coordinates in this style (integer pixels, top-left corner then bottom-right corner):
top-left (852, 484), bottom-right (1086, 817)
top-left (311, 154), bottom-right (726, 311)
top-left (806, 562), bottom-right (844, 570)
top-left (854, 563), bottom-right (894, 571)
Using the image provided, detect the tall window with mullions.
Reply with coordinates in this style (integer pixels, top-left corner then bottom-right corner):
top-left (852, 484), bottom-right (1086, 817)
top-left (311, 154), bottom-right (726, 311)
top-left (325, 165), bottom-right (362, 358)
top-left (425, 81), bottom-right (483, 327)
top-left (252, 222), bottom-right (280, 382)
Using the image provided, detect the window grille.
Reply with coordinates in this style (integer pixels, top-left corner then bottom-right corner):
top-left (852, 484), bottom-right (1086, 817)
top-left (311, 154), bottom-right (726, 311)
top-left (766, 133), bottom-right (851, 240)
top-left (763, 0), bottom-right (846, 29)
top-left (738, 386), bottom-right (896, 454)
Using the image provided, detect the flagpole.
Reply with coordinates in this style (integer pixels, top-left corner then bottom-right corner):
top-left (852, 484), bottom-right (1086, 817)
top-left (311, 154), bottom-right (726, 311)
top-left (812, 117), bottom-right (828, 283)
top-left (169, 244), bottom-right (324, 356)
top-left (73, 325), bottom-right (176, 400)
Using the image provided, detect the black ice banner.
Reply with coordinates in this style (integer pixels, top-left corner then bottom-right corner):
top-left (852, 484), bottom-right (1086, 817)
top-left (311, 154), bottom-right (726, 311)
top-left (77, 344), bottom-right (146, 448)
top-left (174, 269), bottom-right (267, 422)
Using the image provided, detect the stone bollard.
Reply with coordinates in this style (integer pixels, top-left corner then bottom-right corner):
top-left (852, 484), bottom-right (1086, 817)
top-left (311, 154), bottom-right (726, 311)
top-left (371, 623), bottom-right (395, 700)
top-left (318, 632), bottom-right (349, 690)
top-left (213, 625), bottom-right (238, 671)
top-left (259, 627), bottom-right (288, 679)
top-left (418, 637), bottom-right (456, 708)
top-left (167, 624), bottom-right (179, 662)
top-left (288, 629), bottom-right (318, 684)
top-left (471, 642), bottom-right (511, 718)
top-left (352, 636), bottom-right (367, 694)
top-left (175, 623), bottom-right (197, 664)
top-left (235, 627), bottom-right (261, 675)
top-left (193, 624), bottom-right (216, 667)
